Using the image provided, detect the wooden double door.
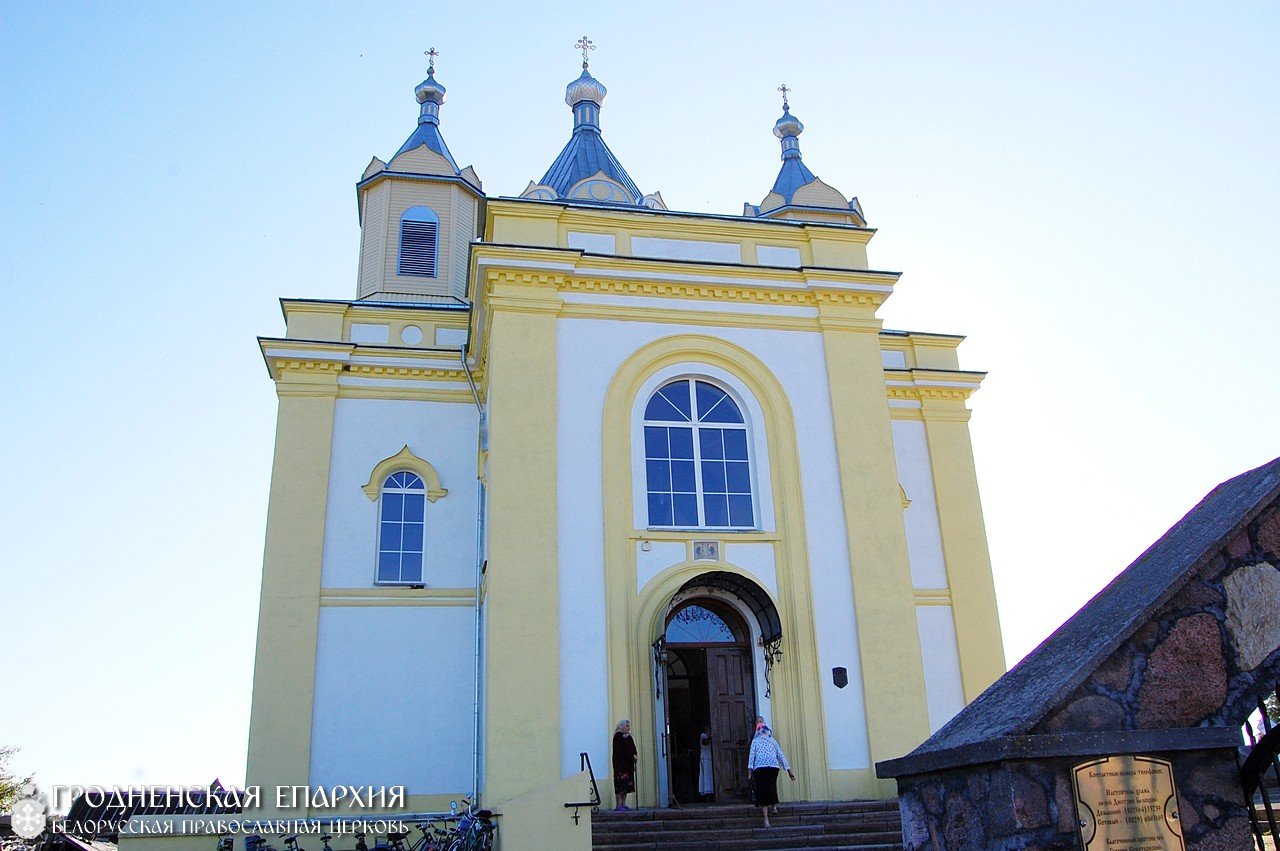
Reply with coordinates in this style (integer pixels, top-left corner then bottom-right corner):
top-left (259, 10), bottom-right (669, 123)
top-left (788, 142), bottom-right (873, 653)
top-left (663, 642), bottom-right (756, 803)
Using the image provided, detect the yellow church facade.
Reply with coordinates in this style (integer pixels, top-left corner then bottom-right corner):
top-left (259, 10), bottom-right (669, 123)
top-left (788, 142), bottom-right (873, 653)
top-left (242, 50), bottom-right (1005, 847)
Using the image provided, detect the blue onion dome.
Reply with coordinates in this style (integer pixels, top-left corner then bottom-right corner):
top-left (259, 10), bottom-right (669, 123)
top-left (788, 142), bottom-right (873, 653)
top-left (415, 69), bottom-right (446, 107)
top-left (773, 107), bottom-right (803, 139)
top-left (565, 67), bottom-right (607, 108)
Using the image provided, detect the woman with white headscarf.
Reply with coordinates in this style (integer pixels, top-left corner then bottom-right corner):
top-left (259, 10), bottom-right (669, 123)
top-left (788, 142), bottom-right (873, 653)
top-left (747, 722), bottom-right (794, 827)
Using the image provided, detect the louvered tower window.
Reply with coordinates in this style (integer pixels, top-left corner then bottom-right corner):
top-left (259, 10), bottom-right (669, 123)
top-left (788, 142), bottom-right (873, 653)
top-left (398, 206), bottom-right (439, 277)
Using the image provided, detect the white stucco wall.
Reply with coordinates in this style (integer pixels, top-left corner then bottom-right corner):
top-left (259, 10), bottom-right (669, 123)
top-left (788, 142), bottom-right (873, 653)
top-left (891, 419), bottom-right (949, 590)
top-left (915, 605), bottom-right (966, 733)
top-left (567, 231), bottom-right (617, 254)
top-left (630, 236), bottom-right (740, 263)
top-left (321, 399), bottom-right (479, 589)
top-left (555, 316), bottom-right (872, 775)
top-left (309, 605), bottom-right (476, 791)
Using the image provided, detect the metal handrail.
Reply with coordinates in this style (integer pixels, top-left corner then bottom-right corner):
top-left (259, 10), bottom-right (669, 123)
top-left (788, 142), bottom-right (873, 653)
top-left (563, 751), bottom-right (602, 823)
top-left (1241, 686), bottom-right (1280, 851)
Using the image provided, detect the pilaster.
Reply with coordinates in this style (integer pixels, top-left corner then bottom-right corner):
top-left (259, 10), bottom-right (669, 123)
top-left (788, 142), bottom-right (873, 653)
top-left (919, 394), bottom-right (1006, 700)
top-left (818, 303), bottom-right (931, 788)
top-left (482, 280), bottom-right (562, 804)
top-left (245, 363), bottom-right (340, 814)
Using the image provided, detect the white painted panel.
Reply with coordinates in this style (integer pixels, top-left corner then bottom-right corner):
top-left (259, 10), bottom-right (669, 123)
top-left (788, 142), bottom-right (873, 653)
top-left (310, 606), bottom-right (475, 791)
top-left (723, 543), bottom-right (778, 597)
top-left (881, 350), bottom-right (907, 368)
top-left (349, 323), bottom-right (390, 344)
top-left (322, 399), bottom-right (479, 589)
top-left (567, 231), bottom-right (617, 255)
top-left (891, 420), bottom-right (949, 589)
top-left (916, 606), bottom-right (966, 733)
top-left (631, 236), bottom-right (741, 264)
top-left (559, 291), bottom-right (818, 318)
top-left (556, 323), bottom-right (623, 778)
top-left (435, 327), bottom-right (469, 347)
top-left (636, 542), bottom-right (687, 593)
top-left (756, 245), bottom-right (802, 267)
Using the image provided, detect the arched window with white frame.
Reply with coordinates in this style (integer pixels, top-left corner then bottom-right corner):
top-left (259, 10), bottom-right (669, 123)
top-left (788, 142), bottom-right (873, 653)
top-left (376, 471), bottom-right (425, 583)
top-left (397, 206), bottom-right (439, 277)
top-left (643, 378), bottom-right (755, 529)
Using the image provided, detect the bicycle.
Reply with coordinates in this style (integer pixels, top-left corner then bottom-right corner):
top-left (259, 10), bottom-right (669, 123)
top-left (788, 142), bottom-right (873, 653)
top-left (385, 821), bottom-right (451, 851)
top-left (443, 799), bottom-right (495, 851)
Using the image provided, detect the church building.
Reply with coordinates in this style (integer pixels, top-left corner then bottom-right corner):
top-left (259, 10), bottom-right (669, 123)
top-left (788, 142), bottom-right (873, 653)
top-left (245, 44), bottom-right (1005, 846)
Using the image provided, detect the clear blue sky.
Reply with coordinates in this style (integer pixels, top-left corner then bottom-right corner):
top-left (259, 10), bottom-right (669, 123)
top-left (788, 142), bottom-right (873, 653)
top-left (2, 1), bottom-right (1276, 796)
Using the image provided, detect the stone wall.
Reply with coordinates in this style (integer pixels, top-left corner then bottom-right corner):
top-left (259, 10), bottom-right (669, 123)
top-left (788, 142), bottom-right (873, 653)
top-left (1036, 503), bottom-right (1280, 739)
top-left (879, 458), bottom-right (1280, 851)
top-left (897, 746), bottom-right (1251, 851)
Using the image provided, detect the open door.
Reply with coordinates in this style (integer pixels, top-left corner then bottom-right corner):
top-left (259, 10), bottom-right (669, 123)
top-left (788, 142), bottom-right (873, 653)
top-left (707, 646), bottom-right (754, 801)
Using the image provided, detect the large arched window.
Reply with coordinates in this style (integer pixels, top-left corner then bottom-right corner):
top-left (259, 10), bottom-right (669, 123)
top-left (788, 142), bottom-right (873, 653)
top-left (643, 378), bottom-right (755, 529)
top-left (397, 206), bottom-right (439, 277)
top-left (377, 471), bottom-right (425, 583)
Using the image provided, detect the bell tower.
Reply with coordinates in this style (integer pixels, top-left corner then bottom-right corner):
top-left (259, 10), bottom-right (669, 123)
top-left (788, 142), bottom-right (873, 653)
top-left (355, 50), bottom-right (483, 301)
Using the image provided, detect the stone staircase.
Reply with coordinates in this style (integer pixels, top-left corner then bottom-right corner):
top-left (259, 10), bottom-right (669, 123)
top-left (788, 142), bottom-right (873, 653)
top-left (591, 800), bottom-right (903, 850)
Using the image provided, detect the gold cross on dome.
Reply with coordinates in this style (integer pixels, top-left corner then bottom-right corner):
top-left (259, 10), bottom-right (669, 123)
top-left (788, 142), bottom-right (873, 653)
top-left (575, 35), bottom-right (596, 67)
top-left (777, 83), bottom-right (791, 110)
top-left (425, 47), bottom-right (439, 72)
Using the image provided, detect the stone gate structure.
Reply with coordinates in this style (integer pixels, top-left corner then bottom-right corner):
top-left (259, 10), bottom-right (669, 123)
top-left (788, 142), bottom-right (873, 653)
top-left (878, 456), bottom-right (1280, 850)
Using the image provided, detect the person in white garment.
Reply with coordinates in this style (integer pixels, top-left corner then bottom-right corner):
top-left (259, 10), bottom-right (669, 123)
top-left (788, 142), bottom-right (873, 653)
top-left (697, 727), bottom-right (714, 800)
top-left (747, 723), bottom-right (794, 827)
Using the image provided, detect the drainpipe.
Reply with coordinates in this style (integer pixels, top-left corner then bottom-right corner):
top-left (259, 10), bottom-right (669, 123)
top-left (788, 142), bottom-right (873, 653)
top-left (461, 343), bottom-right (487, 806)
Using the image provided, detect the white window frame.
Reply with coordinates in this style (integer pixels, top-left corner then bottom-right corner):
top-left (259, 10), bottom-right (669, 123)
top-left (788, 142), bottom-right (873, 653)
top-left (375, 470), bottom-right (426, 585)
top-left (637, 373), bottom-right (766, 532)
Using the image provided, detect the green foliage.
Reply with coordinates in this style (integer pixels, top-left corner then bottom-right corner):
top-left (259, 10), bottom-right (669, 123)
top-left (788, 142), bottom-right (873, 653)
top-left (1266, 691), bottom-right (1280, 726)
top-left (0, 745), bottom-right (33, 812)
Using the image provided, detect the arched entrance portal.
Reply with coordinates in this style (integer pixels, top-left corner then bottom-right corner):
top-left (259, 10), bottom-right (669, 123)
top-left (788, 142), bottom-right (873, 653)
top-left (653, 572), bottom-right (784, 807)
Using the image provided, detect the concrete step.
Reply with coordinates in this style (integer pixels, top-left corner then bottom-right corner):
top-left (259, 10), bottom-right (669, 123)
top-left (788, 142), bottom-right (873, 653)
top-left (591, 800), bottom-right (903, 851)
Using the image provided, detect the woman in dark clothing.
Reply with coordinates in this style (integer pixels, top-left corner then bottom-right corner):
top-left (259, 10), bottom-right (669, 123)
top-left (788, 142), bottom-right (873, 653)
top-left (612, 719), bottom-right (638, 810)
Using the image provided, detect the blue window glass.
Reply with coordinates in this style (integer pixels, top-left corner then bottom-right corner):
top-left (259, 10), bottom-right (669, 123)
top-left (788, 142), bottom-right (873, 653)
top-left (701, 460), bottom-right (726, 492)
top-left (648, 492), bottom-right (673, 527)
top-left (695, 381), bottom-right (744, 423)
top-left (726, 462), bottom-right (751, 493)
top-left (671, 460), bottom-right (697, 493)
top-left (646, 460), bottom-right (671, 491)
top-left (377, 471), bottom-right (426, 583)
top-left (665, 603), bottom-right (744, 644)
top-left (644, 426), bottom-right (668, 457)
top-left (699, 430), bottom-right (724, 461)
top-left (673, 493), bottom-right (699, 526)
top-left (643, 378), bottom-right (755, 529)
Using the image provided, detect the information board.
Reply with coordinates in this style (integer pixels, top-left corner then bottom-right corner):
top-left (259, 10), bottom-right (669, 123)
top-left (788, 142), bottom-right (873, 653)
top-left (1072, 754), bottom-right (1184, 850)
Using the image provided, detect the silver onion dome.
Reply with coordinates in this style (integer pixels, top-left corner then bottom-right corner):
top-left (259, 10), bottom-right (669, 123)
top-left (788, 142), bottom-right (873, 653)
top-left (565, 67), bottom-right (607, 108)
top-left (415, 70), bottom-right (446, 106)
top-left (773, 107), bottom-right (803, 139)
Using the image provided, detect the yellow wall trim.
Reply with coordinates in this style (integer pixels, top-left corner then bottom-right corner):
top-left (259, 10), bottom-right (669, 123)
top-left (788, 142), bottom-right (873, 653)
top-left (360, 445), bottom-right (448, 502)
